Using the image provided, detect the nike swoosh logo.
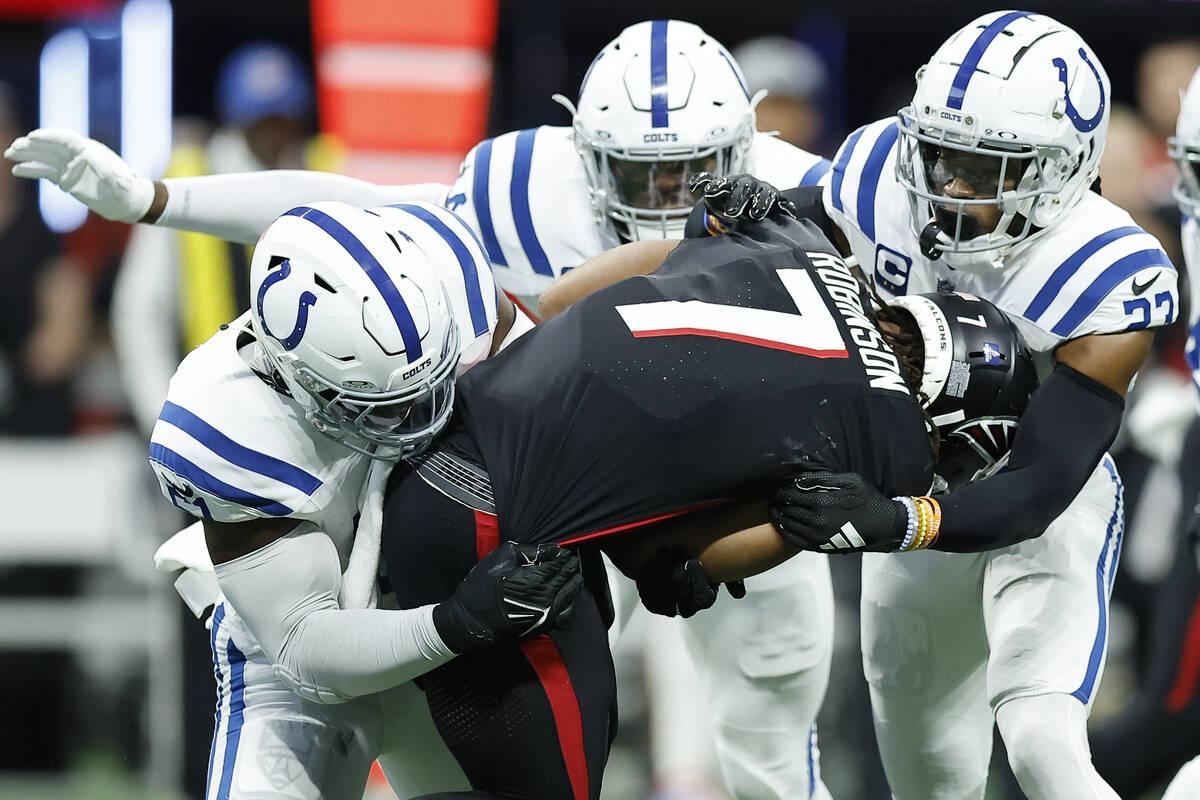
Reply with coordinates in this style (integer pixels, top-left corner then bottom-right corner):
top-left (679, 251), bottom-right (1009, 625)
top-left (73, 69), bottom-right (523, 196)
top-left (1132, 272), bottom-right (1161, 295)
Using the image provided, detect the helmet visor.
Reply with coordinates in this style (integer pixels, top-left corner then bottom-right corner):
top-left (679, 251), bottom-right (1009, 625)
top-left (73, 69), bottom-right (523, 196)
top-left (918, 140), bottom-right (1026, 199)
top-left (607, 154), bottom-right (719, 211)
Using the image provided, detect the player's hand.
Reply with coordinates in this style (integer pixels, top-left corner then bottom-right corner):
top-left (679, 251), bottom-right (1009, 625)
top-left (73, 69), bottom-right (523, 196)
top-left (433, 542), bottom-right (585, 655)
top-left (636, 545), bottom-right (745, 618)
top-left (688, 171), bottom-right (798, 225)
top-left (769, 471), bottom-right (908, 553)
top-left (5, 128), bottom-right (155, 223)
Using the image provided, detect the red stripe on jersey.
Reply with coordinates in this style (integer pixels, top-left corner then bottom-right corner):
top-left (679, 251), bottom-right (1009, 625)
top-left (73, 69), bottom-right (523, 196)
top-left (474, 509), bottom-right (500, 560)
top-left (520, 635), bottom-right (588, 800)
top-left (504, 290), bottom-right (542, 324)
top-left (630, 328), bottom-right (849, 358)
top-left (1166, 593), bottom-right (1200, 713)
top-left (557, 498), bottom-right (733, 547)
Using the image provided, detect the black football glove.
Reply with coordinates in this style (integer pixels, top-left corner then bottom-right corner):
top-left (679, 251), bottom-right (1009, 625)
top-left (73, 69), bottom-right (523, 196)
top-left (687, 171), bottom-right (799, 226)
top-left (636, 545), bottom-right (746, 619)
top-left (433, 542), bottom-right (585, 655)
top-left (769, 472), bottom-right (909, 554)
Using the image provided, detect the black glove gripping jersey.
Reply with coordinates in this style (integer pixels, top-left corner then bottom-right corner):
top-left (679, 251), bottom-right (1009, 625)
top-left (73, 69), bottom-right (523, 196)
top-left (453, 214), bottom-right (935, 546)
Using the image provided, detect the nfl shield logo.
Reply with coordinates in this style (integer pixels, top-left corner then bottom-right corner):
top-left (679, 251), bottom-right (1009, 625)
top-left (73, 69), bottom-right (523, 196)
top-left (981, 341), bottom-right (1002, 365)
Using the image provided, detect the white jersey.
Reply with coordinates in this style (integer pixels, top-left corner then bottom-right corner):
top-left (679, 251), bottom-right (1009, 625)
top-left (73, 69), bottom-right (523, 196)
top-left (1183, 216), bottom-right (1200, 401)
top-left (149, 201), bottom-right (500, 565)
top-left (823, 118), bottom-right (1180, 373)
top-left (445, 126), bottom-right (831, 298)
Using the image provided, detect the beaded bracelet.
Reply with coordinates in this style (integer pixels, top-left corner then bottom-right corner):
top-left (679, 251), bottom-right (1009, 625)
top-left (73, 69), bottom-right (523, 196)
top-left (894, 495), bottom-right (942, 551)
top-left (895, 496), bottom-right (918, 550)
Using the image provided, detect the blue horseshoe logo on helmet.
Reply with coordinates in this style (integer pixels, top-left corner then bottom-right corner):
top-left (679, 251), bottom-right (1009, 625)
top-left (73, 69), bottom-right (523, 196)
top-left (256, 259), bottom-right (317, 351)
top-left (1052, 48), bottom-right (1106, 133)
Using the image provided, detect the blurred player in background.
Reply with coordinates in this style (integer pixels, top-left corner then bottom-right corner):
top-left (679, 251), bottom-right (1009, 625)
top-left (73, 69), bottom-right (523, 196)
top-left (731, 36), bottom-right (828, 153)
top-left (7, 19), bottom-right (839, 800)
top-left (113, 41), bottom-right (336, 436)
top-left (768, 11), bottom-right (1177, 800)
top-left (1089, 64), bottom-right (1200, 797)
top-left (0, 83), bottom-right (93, 438)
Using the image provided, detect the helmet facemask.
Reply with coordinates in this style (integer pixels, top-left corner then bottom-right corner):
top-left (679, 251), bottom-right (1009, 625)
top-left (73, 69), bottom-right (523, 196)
top-left (895, 109), bottom-right (1075, 268)
top-left (572, 116), bottom-right (752, 243)
top-left (1168, 134), bottom-right (1200, 219)
top-left (263, 319), bottom-right (461, 461)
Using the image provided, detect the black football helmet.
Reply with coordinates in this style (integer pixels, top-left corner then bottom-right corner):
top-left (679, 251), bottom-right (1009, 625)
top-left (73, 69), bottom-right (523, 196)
top-left (890, 291), bottom-right (1038, 492)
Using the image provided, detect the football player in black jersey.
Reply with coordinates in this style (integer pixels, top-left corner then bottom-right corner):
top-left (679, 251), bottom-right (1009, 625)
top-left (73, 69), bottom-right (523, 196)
top-left (376, 196), bottom-right (1036, 799)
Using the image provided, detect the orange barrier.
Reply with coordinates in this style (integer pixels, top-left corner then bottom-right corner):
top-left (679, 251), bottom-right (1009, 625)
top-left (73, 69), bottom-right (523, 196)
top-left (311, 0), bottom-right (498, 183)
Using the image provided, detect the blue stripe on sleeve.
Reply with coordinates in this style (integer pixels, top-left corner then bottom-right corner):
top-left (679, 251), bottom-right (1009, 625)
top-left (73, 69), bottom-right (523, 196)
top-left (388, 203), bottom-right (490, 337)
top-left (509, 128), bottom-right (554, 277)
top-left (150, 443), bottom-right (293, 516)
top-left (650, 20), bottom-right (670, 128)
top-left (799, 158), bottom-right (832, 187)
top-left (158, 402), bottom-right (322, 494)
top-left (471, 139), bottom-right (507, 267)
top-left (283, 205), bottom-right (424, 361)
top-left (856, 123), bottom-right (900, 242)
top-left (206, 604), bottom-right (225, 796)
top-left (807, 726), bottom-right (817, 798)
top-left (1051, 248), bottom-right (1175, 336)
top-left (1024, 226), bottom-right (1144, 322)
top-left (830, 126), bottom-right (867, 213)
top-left (947, 11), bottom-right (1032, 110)
top-left (1072, 456), bottom-right (1122, 704)
top-left (217, 635), bottom-right (246, 800)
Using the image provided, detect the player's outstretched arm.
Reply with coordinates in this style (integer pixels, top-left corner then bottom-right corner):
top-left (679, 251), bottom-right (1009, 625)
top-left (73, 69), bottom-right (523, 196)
top-left (771, 331), bottom-right (1149, 554)
top-left (6, 128), bottom-right (450, 244)
top-left (538, 238), bottom-right (679, 319)
top-left (205, 518), bottom-right (583, 704)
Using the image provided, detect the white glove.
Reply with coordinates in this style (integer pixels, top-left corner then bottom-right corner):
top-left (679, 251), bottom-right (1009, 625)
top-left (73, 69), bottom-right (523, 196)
top-left (4, 128), bottom-right (155, 223)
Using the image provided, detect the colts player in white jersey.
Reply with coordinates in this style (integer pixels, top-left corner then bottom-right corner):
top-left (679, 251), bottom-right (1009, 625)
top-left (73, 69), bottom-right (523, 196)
top-left (148, 200), bottom-right (582, 800)
top-left (6, 20), bottom-right (835, 800)
top-left (765, 11), bottom-right (1178, 800)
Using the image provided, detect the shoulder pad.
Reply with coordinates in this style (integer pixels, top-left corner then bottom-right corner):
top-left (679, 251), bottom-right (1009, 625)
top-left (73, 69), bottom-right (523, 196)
top-left (445, 126), bottom-right (606, 297)
top-left (824, 118), bottom-right (901, 246)
top-left (149, 328), bottom-right (358, 522)
top-left (1013, 196), bottom-right (1178, 339)
top-left (744, 134), bottom-right (832, 189)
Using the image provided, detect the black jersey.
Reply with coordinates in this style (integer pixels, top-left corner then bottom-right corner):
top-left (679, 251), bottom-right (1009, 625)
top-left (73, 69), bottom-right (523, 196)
top-left (454, 216), bottom-right (934, 546)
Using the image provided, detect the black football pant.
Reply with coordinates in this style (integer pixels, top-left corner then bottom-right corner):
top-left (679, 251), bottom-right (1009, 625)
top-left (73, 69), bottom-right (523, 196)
top-left (382, 456), bottom-right (617, 800)
top-left (1091, 416), bottom-right (1200, 795)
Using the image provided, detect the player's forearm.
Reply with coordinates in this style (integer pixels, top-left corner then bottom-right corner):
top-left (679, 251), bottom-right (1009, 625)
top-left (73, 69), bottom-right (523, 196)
top-left (154, 170), bottom-right (450, 244)
top-left (278, 605), bottom-right (454, 701)
top-left (538, 238), bottom-right (679, 319)
top-left (214, 530), bottom-right (454, 704)
top-left (933, 365), bottom-right (1124, 551)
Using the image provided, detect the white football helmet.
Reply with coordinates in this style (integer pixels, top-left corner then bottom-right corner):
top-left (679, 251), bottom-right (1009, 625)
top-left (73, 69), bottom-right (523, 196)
top-left (1169, 66), bottom-right (1200, 219)
top-left (250, 201), bottom-right (460, 460)
top-left (555, 19), bottom-right (758, 245)
top-left (895, 11), bottom-right (1110, 271)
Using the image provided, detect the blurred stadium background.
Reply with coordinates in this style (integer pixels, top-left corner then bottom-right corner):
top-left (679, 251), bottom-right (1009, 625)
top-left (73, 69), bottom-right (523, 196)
top-left (0, 1), bottom-right (1197, 798)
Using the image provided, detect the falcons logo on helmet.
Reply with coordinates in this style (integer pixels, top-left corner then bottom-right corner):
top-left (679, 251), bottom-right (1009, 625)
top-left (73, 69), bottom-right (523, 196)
top-left (946, 416), bottom-right (1020, 473)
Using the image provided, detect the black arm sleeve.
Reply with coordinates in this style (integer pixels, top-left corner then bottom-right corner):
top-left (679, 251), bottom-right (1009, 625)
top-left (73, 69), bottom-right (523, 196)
top-left (933, 364), bottom-right (1125, 552)
top-left (683, 185), bottom-right (834, 239)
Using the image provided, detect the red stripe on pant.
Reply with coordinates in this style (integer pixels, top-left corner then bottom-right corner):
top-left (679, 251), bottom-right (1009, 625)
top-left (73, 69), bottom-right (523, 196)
top-left (1166, 593), bottom-right (1200, 712)
top-left (520, 634), bottom-right (589, 800)
top-left (474, 509), bottom-right (500, 559)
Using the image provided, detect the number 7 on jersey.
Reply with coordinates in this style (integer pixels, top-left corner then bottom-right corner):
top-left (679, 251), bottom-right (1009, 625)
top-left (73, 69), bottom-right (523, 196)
top-left (615, 269), bottom-right (849, 358)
